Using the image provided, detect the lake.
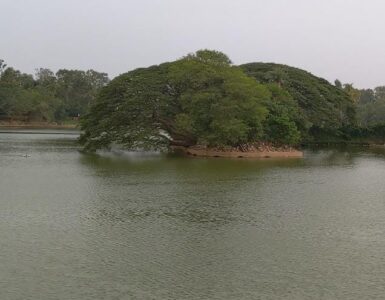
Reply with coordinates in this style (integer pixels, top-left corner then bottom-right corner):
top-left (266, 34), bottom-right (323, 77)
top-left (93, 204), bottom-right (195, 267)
top-left (1, 129), bottom-right (385, 300)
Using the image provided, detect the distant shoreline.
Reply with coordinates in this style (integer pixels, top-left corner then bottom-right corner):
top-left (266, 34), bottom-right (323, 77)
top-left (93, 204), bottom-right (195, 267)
top-left (0, 122), bottom-right (79, 129)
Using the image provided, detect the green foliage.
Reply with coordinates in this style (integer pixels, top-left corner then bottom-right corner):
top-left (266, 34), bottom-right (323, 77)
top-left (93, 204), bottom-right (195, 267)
top-left (241, 63), bottom-right (356, 140)
top-left (358, 89), bottom-right (375, 105)
top-left (0, 67), bottom-right (37, 119)
top-left (334, 79), bottom-right (342, 89)
top-left (0, 60), bottom-right (109, 123)
top-left (0, 59), bottom-right (7, 75)
top-left (56, 69), bottom-right (109, 118)
top-left (343, 83), bottom-right (360, 104)
top-left (80, 50), bottom-right (271, 151)
top-left (264, 114), bottom-right (301, 145)
top-left (83, 50), bottom-right (368, 151)
top-left (262, 84), bottom-right (301, 145)
top-left (80, 64), bottom-right (172, 151)
top-left (336, 123), bottom-right (385, 144)
top-left (356, 86), bottom-right (385, 127)
top-left (168, 53), bottom-right (269, 146)
top-left (184, 49), bottom-right (232, 66)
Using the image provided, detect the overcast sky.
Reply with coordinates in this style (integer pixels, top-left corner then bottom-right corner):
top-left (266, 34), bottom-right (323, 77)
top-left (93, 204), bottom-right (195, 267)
top-left (1, 0), bottom-right (385, 88)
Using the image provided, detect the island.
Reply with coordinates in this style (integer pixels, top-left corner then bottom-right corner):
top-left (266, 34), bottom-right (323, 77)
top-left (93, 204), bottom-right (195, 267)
top-left (78, 50), bottom-right (355, 157)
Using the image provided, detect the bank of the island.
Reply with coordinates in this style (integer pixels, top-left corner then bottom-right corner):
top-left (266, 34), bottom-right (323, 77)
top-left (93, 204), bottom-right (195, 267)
top-left (172, 143), bottom-right (303, 158)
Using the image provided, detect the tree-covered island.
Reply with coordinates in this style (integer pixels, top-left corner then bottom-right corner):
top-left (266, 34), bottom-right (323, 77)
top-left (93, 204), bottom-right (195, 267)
top-left (80, 50), bottom-right (306, 155)
top-left (1, 50), bottom-right (385, 156)
top-left (78, 50), bottom-right (363, 156)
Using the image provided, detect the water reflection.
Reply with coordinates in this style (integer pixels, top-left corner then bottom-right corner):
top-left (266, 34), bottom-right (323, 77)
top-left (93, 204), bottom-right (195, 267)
top-left (79, 153), bottom-right (305, 225)
top-left (77, 147), bottom-right (385, 230)
top-left (2, 131), bottom-right (385, 299)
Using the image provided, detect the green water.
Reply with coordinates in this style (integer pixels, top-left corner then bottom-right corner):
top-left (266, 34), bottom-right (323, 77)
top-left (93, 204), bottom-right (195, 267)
top-left (1, 130), bottom-right (385, 300)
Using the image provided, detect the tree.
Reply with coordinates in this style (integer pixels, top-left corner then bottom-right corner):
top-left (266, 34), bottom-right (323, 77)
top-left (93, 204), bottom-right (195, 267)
top-left (80, 50), bottom-right (270, 151)
top-left (167, 51), bottom-right (269, 147)
top-left (262, 84), bottom-right (301, 145)
top-left (85, 70), bottom-right (109, 99)
top-left (0, 59), bottom-right (7, 75)
top-left (0, 61), bottom-right (109, 123)
top-left (343, 83), bottom-right (360, 104)
top-left (358, 89), bottom-right (375, 105)
top-left (334, 79), bottom-right (342, 88)
top-left (0, 67), bottom-right (35, 119)
top-left (80, 64), bottom-right (172, 151)
top-left (241, 63), bottom-right (356, 141)
top-left (374, 86), bottom-right (385, 101)
top-left (35, 68), bottom-right (57, 88)
top-left (264, 68), bottom-right (288, 88)
top-left (56, 69), bottom-right (109, 118)
top-left (356, 86), bottom-right (385, 127)
top-left (184, 49), bottom-right (232, 66)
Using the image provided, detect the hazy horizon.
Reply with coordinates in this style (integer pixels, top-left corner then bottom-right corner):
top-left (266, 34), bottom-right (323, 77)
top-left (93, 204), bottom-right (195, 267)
top-left (2, 0), bottom-right (385, 88)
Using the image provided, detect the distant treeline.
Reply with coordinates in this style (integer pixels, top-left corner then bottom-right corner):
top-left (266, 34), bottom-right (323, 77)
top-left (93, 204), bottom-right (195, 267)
top-left (342, 82), bottom-right (385, 127)
top-left (333, 80), bottom-right (385, 143)
top-left (0, 59), bottom-right (109, 123)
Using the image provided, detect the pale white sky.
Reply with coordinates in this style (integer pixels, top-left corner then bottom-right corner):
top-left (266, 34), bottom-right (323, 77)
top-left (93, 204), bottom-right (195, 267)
top-left (1, 0), bottom-right (385, 88)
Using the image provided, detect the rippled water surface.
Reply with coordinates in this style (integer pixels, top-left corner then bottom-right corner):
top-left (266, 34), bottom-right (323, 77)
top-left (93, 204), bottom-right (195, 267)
top-left (1, 129), bottom-right (385, 299)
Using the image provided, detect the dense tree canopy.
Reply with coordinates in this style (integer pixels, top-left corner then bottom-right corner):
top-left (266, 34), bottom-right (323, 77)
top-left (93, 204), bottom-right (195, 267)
top-left (240, 63), bottom-right (356, 141)
top-left (262, 84), bottom-right (301, 145)
top-left (82, 50), bottom-right (355, 151)
top-left (80, 50), bottom-right (274, 151)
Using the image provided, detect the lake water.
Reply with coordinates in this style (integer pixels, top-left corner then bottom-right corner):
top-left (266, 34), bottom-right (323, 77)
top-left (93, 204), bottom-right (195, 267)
top-left (1, 130), bottom-right (385, 300)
